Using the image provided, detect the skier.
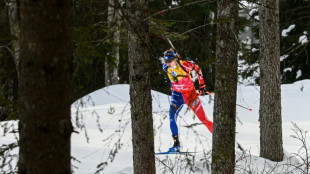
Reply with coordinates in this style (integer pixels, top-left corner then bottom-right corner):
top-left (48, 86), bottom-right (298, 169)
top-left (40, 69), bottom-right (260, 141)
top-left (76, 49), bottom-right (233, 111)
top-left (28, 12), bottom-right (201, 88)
top-left (162, 49), bottom-right (213, 152)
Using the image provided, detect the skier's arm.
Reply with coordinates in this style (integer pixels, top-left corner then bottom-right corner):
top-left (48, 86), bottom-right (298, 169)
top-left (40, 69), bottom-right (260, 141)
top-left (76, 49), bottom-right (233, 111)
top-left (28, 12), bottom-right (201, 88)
top-left (182, 61), bottom-right (205, 85)
top-left (163, 63), bottom-right (173, 89)
top-left (194, 64), bottom-right (205, 86)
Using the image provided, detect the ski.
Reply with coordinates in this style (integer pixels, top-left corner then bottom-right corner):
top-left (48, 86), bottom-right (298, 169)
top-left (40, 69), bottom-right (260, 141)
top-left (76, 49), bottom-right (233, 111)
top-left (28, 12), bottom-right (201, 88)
top-left (155, 151), bottom-right (197, 155)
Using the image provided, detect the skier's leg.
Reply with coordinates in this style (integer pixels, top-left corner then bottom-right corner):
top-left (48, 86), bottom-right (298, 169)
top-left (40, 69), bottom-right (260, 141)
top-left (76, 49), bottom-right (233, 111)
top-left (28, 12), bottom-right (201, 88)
top-left (193, 101), bottom-right (213, 133)
top-left (169, 104), bottom-right (182, 136)
top-left (169, 90), bottom-right (185, 136)
top-left (183, 87), bottom-right (213, 133)
top-left (168, 90), bottom-right (185, 151)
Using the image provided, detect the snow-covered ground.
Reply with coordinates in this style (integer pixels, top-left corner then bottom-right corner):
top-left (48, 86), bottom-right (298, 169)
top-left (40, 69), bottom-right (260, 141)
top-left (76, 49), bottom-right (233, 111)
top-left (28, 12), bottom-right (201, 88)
top-left (1, 80), bottom-right (310, 173)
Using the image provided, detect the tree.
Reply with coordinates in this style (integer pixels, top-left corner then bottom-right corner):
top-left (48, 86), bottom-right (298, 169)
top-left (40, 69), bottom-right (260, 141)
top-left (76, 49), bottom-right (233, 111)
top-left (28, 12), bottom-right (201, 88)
top-left (259, 0), bottom-right (283, 161)
top-left (280, 0), bottom-right (310, 83)
top-left (71, 0), bottom-right (108, 102)
top-left (0, 0), bottom-right (18, 121)
top-left (211, 1), bottom-right (238, 173)
top-left (18, 1), bottom-right (73, 173)
top-left (6, 0), bottom-right (20, 76)
top-left (126, 0), bottom-right (156, 173)
top-left (106, 0), bottom-right (121, 86)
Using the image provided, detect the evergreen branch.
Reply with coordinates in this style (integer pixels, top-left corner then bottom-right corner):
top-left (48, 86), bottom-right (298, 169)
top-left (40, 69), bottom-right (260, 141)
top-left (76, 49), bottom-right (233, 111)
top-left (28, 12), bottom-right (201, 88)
top-left (236, 0), bottom-right (266, 9)
top-left (0, 44), bottom-right (13, 54)
top-left (281, 39), bottom-right (310, 57)
top-left (145, 0), bottom-right (216, 21)
top-left (181, 23), bottom-right (213, 35)
top-left (237, 1), bottom-right (259, 25)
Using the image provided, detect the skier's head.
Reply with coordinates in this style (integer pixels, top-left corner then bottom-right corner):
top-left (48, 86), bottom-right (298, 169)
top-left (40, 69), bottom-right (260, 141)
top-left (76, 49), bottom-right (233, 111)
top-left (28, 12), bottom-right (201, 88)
top-left (164, 49), bottom-right (177, 63)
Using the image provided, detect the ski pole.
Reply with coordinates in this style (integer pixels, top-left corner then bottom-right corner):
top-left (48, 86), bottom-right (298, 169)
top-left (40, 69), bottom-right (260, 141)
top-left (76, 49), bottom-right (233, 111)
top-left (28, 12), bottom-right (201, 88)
top-left (202, 91), bottom-right (253, 112)
top-left (236, 103), bottom-right (253, 111)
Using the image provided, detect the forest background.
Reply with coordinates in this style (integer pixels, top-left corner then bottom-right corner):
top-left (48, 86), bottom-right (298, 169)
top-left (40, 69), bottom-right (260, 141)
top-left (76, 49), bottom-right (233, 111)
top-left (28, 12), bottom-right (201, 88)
top-left (1, 0), bottom-right (309, 121)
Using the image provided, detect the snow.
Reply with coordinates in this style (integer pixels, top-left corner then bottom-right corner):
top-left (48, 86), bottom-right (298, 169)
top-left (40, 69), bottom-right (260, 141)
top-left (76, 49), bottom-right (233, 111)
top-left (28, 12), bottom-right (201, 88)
top-left (254, 16), bottom-right (259, 21)
top-left (251, 48), bottom-right (259, 52)
top-left (172, 1), bottom-right (178, 6)
top-left (299, 32), bottom-right (308, 44)
top-left (239, 1), bottom-right (257, 8)
top-left (282, 25), bottom-right (296, 37)
top-left (296, 70), bottom-right (302, 79)
top-left (1, 80), bottom-right (310, 173)
top-left (283, 67), bottom-right (292, 73)
top-left (249, 9), bottom-right (258, 16)
top-left (238, 59), bottom-right (259, 85)
top-left (281, 54), bottom-right (289, 61)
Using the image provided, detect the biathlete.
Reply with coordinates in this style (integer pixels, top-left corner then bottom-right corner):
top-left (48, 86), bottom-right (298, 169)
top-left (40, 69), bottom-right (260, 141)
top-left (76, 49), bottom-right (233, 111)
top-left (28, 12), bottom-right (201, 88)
top-left (162, 49), bottom-right (213, 152)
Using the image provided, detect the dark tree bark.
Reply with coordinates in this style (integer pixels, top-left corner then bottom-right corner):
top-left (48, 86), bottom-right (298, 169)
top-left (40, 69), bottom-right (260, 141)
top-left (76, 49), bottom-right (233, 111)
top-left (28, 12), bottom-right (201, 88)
top-left (127, 0), bottom-right (156, 173)
top-left (211, 1), bottom-right (238, 173)
top-left (18, 1), bottom-right (73, 173)
top-left (259, 0), bottom-right (283, 161)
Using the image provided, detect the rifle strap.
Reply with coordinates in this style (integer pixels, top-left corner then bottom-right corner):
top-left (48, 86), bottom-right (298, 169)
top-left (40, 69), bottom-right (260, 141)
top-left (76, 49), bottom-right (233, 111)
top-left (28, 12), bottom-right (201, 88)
top-left (177, 59), bottom-right (193, 78)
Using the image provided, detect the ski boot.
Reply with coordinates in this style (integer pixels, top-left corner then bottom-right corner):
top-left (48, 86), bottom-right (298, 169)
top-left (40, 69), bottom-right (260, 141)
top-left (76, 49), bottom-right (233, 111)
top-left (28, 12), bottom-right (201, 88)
top-left (168, 135), bottom-right (180, 152)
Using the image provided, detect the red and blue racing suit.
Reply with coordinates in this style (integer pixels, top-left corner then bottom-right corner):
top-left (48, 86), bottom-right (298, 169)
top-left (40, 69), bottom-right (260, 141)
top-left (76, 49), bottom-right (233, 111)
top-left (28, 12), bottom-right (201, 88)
top-left (163, 60), bottom-right (213, 136)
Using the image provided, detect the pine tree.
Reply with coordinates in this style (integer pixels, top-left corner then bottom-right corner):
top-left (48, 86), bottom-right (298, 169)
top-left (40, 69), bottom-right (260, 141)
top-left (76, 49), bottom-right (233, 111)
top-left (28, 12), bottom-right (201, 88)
top-left (6, 0), bottom-right (20, 75)
top-left (71, 0), bottom-right (109, 102)
top-left (127, 0), bottom-right (156, 173)
top-left (259, 0), bottom-right (283, 161)
top-left (280, 0), bottom-right (310, 83)
top-left (211, 1), bottom-right (238, 173)
top-left (105, 0), bottom-right (121, 86)
top-left (18, 1), bottom-right (73, 173)
top-left (0, 1), bottom-right (18, 121)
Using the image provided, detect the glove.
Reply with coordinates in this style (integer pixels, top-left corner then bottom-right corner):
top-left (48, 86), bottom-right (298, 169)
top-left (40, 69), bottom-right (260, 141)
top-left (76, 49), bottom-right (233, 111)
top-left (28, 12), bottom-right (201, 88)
top-left (199, 84), bottom-right (207, 96)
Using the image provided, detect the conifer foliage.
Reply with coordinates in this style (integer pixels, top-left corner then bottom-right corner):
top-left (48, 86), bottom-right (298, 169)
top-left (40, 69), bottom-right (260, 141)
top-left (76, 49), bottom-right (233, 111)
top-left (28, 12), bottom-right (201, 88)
top-left (280, 0), bottom-right (310, 83)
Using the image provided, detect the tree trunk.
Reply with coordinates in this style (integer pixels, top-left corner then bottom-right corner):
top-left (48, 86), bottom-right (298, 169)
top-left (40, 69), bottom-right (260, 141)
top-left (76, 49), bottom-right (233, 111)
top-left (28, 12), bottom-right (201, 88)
top-left (6, 0), bottom-right (20, 76)
top-left (259, 0), bottom-right (283, 161)
top-left (127, 0), bottom-right (156, 173)
top-left (18, 1), bottom-right (73, 173)
top-left (0, 0), bottom-right (18, 121)
top-left (105, 0), bottom-right (120, 86)
top-left (211, 1), bottom-right (238, 174)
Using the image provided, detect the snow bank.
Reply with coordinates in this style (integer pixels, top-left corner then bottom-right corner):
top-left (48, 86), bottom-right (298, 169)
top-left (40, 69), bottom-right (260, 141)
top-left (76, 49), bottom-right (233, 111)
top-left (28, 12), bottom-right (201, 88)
top-left (1, 80), bottom-right (310, 174)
